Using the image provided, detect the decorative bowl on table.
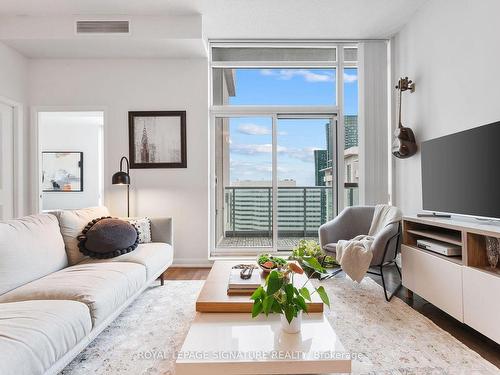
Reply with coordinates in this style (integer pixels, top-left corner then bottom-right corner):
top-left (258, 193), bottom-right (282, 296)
top-left (257, 253), bottom-right (288, 274)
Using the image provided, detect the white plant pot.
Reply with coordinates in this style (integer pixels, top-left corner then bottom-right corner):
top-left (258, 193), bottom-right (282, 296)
top-left (280, 311), bottom-right (302, 334)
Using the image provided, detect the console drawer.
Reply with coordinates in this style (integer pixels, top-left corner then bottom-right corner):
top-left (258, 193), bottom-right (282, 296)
top-left (463, 267), bottom-right (500, 343)
top-left (401, 244), bottom-right (463, 321)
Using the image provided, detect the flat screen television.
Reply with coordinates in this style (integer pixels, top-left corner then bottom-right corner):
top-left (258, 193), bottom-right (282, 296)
top-left (421, 120), bottom-right (500, 219)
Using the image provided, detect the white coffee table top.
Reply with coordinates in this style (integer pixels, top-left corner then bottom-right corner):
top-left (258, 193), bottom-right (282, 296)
top-left (175, 313), bottom-right (352, 375)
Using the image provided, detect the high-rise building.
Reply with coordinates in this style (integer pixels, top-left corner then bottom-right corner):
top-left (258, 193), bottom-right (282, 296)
top-left (314, 150), bottom-right (328, 186)
top-left (344, 115), bottom-right (358, 149)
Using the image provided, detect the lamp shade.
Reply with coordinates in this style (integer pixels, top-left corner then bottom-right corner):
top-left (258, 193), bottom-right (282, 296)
top-left (112, 171), bottom-right (130, 185)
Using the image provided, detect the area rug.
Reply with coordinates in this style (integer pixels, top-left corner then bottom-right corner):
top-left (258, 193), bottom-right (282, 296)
top-left (60, 278), bottom-right (499, 375)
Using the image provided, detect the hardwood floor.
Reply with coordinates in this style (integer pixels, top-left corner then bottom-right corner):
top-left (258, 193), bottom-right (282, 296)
top-left (164, 267), bottom-right (211, 280)
top-left (164, 265), bottom-right (500, 369)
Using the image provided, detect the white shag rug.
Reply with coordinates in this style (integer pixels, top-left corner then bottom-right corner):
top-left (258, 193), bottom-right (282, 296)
top-left (60, 278), bottom-right (499, 375)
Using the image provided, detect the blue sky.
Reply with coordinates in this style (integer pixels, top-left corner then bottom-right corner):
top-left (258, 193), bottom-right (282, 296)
top-left (228, 68), bottom-right (358, 185)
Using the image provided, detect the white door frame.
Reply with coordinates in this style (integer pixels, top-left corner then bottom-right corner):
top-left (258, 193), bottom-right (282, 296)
top-left (31, 106), bottom-right (107, 213)
top-left (0, 95), bottom-right (24, 217)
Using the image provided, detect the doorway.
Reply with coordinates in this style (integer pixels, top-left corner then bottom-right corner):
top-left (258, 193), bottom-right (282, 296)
top-left (36, 111), bottom-right (104, 211)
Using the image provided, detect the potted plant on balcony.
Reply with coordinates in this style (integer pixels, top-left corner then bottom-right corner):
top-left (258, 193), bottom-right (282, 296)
top-left (250, 257), bottom-right (330, 333)
top-left (290, 239), bottom-right (338, 274)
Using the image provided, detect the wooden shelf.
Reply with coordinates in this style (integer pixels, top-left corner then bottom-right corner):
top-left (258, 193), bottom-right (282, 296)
top-left (406, 229), bottom-right (462, 246)
top-left (403, 244), bottom-right (463, 265)
top-left (469, 265), bottom-right (500, 278)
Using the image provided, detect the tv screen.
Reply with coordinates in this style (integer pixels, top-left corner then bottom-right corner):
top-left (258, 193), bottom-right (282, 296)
top-left (421, 121), bottom-right (500, 219)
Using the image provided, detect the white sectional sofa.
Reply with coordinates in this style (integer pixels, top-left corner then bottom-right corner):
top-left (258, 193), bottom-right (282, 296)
top-left (0, 207), bottom-right (173, 375)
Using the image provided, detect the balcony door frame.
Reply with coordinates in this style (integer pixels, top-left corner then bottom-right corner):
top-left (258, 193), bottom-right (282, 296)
top-left (209, 41), bottom-right (353, 256)
top-left (210, 109), bottom-right (341, 256)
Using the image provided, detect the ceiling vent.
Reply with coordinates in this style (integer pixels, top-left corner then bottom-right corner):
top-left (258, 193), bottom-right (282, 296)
top-left (76, 20), bottom-right (130, 34)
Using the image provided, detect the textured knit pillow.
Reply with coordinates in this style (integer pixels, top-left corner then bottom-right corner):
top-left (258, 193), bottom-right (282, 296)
top-left (77, 217), bottom-right (139, 259)
top-left (124, 217), bottom-right (152, 243)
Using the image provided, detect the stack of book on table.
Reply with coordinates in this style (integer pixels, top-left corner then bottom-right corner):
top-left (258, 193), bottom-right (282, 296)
top-left (227, 268), bottom-right (262, 295)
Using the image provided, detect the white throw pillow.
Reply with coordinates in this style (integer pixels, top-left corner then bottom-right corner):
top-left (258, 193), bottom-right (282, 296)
top-left (124, 217), bottom-right (152, 244)
top-left (53, 206), bottom-right (111, 265)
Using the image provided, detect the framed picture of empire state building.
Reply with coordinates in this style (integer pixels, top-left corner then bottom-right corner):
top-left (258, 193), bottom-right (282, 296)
top-left (128, 111), bottom-right (187, 168)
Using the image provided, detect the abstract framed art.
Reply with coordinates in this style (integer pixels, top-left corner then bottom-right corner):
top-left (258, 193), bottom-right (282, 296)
top-left (42, 151), bottom-right (83, 192)
top-left (128, 111), bottom-right (187, 168)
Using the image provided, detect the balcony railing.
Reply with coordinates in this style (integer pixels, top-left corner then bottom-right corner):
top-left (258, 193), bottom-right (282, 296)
top-left (224, 185), bottom-right (357, 238)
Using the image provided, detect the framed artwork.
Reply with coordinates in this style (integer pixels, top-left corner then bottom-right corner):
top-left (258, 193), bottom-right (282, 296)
top-left (128, 111), bottom-right (187, 168)
top-left (42, 152), bottom-right (83, 192)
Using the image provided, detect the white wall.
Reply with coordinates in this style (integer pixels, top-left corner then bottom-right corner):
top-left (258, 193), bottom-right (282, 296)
top-left (0, 41), bottom-right (27, 102)
top-left (28, 59), bottom-right (209, 265)
top-left (39, 112), bottom-right (103, 210)
top-left (393, 0), bottom-right (500, 214)
top-left (0, 41), bottom-right (29, 216)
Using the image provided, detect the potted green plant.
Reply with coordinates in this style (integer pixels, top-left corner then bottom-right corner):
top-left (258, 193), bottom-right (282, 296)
top-left (250, 256), bottom-right (330, 333)
top-left (290, 239), bottom-right (337, 270)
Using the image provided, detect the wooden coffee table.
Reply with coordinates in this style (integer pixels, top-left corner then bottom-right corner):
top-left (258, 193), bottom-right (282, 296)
top-left (196, 261), bottom-right (324, 313)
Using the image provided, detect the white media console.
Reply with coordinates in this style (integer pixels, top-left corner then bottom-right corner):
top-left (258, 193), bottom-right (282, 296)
top-left (402, 215), bottom-right (500, 344)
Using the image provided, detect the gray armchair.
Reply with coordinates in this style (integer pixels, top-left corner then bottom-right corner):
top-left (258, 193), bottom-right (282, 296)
top-left (318, 205), bottom-right (402, 301)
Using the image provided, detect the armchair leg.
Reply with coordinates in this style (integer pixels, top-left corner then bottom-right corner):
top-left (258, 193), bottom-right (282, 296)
top-left (379, 263), bottom-right (402, 302)
top-left (318, 254), bottom-right (342, 281)
top-left (159, 272), bottom-right (165, 286)
top-left (319, 268), bottom-right (343, 281)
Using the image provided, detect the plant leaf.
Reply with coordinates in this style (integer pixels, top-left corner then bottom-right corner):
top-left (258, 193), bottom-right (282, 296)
top-left (250, 286), bottom-right (264, 301)
top-left (284, 305), bottom-right (294, 324)
top-left (271, 299), bottom-right (282, 313)
top-left (267, 270), bottom-right (283, 295)
top-left (299, 287), bottom-right (311, 301)
top-left (284, 283), bottom-right (294, 302)
top-left (301, 256), bottom-right (326, 273)
top-left (294, 296), bottom-right (308, 312)
top-left (263, 296), bottom-right (274, 315)
top-left (316, 286), bottom-right (330, 308)
top-left (252, 300), bottom-right (263, 318)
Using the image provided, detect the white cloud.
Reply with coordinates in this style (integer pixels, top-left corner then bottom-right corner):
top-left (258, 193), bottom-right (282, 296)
top-left (343, 71), bottom-right (358, 83)
top-left (260, 69), bottom-right (333, 83)
top-left (238, 123), bottom-right (271, 135)
top-left (238, 123), bottom-right (287, 136)
top-left (259, 69), bottom-right (357, 84)
top-left (284, 146), bottom-right (322, 162)
top-left (231, 143), bottom-right (323, 163)
top-left (260, 69), bottom-right (274, 76)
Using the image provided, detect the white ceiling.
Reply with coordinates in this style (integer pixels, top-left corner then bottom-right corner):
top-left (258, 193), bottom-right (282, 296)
top-left (0, 0), bottom-right (428, 58)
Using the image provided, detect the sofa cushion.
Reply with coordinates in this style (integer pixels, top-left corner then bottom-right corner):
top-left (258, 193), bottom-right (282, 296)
top-left (0, 300), bottom-right (92, 375)
top-left (124, 217), bottom-right (152, 243)
top-left (80, 242), bottom-right (173, 279)
top-left (0, 214), bottom-right (68, 295)
top-left (0, 262), bottom-right (146, 326)
top-left (78, 217), bottom-right (139, 259)
top-left (52, 206), bottom-right (110, 265)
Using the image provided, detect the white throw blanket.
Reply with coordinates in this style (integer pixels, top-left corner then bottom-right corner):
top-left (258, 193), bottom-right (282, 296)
top-left (336, 205), bottom-right (402, 283)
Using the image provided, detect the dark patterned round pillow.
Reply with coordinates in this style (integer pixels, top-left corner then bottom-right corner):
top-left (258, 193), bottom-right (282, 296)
top-left (77, 217), bottom-right (139, 259)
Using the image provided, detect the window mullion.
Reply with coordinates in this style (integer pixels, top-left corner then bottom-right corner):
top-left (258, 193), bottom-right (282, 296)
top-left (272, 114), bottom-right (278, 252)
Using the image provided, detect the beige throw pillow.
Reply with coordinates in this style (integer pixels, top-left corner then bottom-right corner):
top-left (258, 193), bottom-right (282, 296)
top-left (53, 206), bottom-right (110, 265)
top-left (123, 217), bottom-right (152, 244)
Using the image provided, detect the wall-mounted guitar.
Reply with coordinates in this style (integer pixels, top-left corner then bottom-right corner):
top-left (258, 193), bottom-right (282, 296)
top-left (392, 77), bottom-right (417, 159)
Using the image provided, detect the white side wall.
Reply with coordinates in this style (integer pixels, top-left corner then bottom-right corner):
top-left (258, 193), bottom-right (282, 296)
top-left (0, 41), bottom-right (28, 216)
top-left (0, 41), bottom-right (27, 102)
top-left (28, 59), bottom-right (209, 265)
top-left (393, 0), bottom-right (500, 214)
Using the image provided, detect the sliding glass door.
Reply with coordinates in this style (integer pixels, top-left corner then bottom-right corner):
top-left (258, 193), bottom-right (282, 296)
top-left (214, 114), bottom-right (337, 252)
top-left (276, 116), bottom-right (336, 250)
top-left (214, 117), bottom-right (274, 249)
